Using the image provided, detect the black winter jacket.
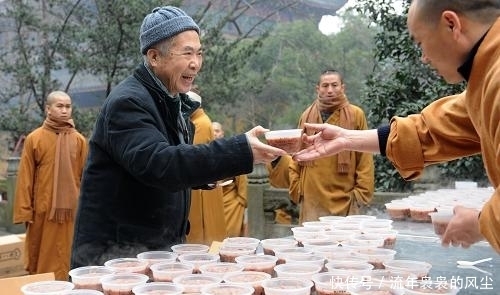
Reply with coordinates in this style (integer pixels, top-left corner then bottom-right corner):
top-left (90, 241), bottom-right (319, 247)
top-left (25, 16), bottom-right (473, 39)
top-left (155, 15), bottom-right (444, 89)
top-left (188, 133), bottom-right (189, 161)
top-left (71, 64), bottom-right (253, 267)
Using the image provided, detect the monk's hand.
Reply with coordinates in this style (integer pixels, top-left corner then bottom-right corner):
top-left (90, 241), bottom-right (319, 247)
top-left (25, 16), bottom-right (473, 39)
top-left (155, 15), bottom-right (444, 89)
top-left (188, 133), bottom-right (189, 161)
top-left (293, 123), bottom-right (348, 161)
top-left (441, 206), bottom-right (483, 249)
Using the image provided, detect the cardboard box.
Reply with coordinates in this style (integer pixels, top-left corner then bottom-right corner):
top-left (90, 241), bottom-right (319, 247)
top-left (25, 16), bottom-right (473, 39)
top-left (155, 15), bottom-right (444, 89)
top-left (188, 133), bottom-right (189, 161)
top-left (0, 234), bottom-right (25, 278)
top-left (0, 272), bottom-right (54, 295)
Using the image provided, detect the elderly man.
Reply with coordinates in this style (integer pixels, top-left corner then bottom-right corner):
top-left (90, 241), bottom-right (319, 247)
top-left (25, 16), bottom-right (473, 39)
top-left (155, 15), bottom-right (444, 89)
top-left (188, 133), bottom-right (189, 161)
top-left (71, 6), bottom-right (285, 268)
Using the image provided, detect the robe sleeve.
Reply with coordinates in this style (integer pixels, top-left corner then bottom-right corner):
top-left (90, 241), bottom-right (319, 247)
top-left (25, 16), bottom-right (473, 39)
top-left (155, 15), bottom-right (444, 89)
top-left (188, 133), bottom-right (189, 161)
top-left (386, 92), bottom-right (481, 180)
top-left (13, 136), bottom-right (36, 224)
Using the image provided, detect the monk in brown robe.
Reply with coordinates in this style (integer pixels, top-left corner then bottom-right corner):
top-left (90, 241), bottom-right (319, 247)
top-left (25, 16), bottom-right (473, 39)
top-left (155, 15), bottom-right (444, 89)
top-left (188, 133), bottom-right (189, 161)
top-left (212, 122), bottom-right (248, 237)
top-left (186, 92), bottom-right (227, 245)
top-left (13, 91), bottom-right (88, 280)
top-left (269, 70), bottom-right (374, 223)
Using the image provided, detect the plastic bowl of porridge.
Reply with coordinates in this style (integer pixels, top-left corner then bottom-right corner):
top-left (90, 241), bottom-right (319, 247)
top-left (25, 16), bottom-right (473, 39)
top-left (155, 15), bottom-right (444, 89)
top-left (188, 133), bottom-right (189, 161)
top-left (320, 229), bottom-right (355, 245)
top-left (235, 254), bottom-right (278, 275)
top-left (274, 263), bottom-right (322, 280)
top-left (369, 269), bottom-right (418, 289)
top-left (149, 262), bottom-right (194, 282)
top-left (318, 215), bottom-right (346, 224)
top-left (291, 226), bottom-right (326, 242)
top-left (325, 260), bottom-right (374, 276)
top-left (310, 244), bottom-right (356, 261)
top-left (264, 129), bottom-right (303, 154)
top-left (69, 266), bottom-right (115, 291)
top-left (261, 277), bottom-right (313, 295)
top-left (385, 202), bottom-right (411, 221)
top-left (359, 218), bottom-right (393, 232)
top-left (198, 262), bottom-right (244, 279)
top-left (177, 253), bottom-right (220, 273)
top-left (137, 250), bottom-right (178, 279)
top-left (99, 273), bottom-right (149, 295)
top-left (172, 273), bottom-right (222, 293)
top-left (21, 281), bottom-right (75, 295)
top-left (348, 233), bottom-right (385, 248)
top-left (409, 203), bottom-right (436, 223)
top-left (223, 271), bottom-right (271, 295)
top-left (284, 253), bottom-right (326, 269)
top-left (222, 237), bottom-right (261, 248)
top-left (274, 247), bottom-right (313, 264)
top-left (218, 244), bottom-right (256, 263)
top-left (131, 282), bottom-right (184, 295)
top-left (171, 243), bottom-right (210, 254)
top-left (428, 211), bottom-right (454, 236)
top-left (200, 283), bottom-right (255, 295)
top-left (383, 260), bottom-right (432, 279)
top-left (260, 238), bottom-right (298, 255)
top-left (312, 272), bottom-right (364, 295)
top-left (137, 251), bottom-right (178, 266)
top-left (302, 221), bottom-right (333, 230)
top-left (352, 248), bottom-right (397, 269)
top-left (374, 229), bottom-right (399, 249)
top-left (103, 258), bottom-right (149, 274)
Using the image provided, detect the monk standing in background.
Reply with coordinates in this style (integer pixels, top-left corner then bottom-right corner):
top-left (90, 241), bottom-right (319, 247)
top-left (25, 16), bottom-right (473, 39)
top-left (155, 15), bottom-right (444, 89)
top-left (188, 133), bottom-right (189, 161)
top-left (212, 122), bottom-right (248, 237)
top-left (186, 91), bottom-right (227, 245)
top-left (291, 70), bottom-right (374, 222)
top-left (13, 91), bottom-right (88, 280)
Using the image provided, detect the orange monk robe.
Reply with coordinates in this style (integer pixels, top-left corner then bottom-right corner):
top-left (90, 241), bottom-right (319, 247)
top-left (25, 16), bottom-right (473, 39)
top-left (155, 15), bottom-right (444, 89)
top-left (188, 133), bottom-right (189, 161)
top-left (221, 174), bottom-right (247, 237)
top-left (13, 127), bottom-right (88, 280)
top-left (187, 108), bottom-right (227, 245)
top-left (266, 155), bottom-right (292, 189)
top-left (289, 105), bottom-right (374, 223)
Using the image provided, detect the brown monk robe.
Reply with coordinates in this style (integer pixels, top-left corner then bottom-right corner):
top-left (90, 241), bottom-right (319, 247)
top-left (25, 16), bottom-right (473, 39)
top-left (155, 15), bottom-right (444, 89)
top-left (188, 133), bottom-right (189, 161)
top-left (187, 94), bottom-right (227, 245)
top-left (266, 155), bottom-right (292, 189)
top-left (290, 70), bottom-right (374, 223)
top-left (13, 91), bottom-right (88, 280)
top-left (221, 174), bottom-right (248, 237)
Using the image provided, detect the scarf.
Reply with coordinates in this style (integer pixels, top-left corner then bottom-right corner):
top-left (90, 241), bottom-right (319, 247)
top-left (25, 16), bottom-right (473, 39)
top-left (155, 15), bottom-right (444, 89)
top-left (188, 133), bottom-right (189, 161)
top-left (298, 93), bottom-right (353, 174)
top-left (43, 117), bottom-right (79, 223)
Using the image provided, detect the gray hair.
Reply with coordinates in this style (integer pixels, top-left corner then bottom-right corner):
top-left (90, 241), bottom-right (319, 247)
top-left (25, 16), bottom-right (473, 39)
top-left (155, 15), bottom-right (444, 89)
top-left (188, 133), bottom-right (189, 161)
top-left (142, 38), bottom-right (175, 65)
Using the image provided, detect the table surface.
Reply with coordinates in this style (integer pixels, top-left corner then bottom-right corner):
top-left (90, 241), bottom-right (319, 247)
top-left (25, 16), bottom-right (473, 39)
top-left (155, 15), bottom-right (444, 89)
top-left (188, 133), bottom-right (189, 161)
top-left (390, 220), bottom-right (499, 294)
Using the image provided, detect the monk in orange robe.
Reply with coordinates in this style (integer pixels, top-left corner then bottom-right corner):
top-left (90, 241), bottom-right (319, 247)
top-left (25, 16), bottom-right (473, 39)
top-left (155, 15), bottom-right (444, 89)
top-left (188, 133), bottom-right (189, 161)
top-left (13, 91), bottom-right (88, 280)
top-left (186, 92), bottom-right (227, 245)
top-left (212, 122), bottom-right (248, 237)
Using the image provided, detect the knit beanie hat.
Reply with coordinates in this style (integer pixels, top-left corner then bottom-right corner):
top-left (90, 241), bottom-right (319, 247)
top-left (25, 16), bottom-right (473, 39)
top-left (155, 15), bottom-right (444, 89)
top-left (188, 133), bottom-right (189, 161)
top-left (140, 6), bottom-right (200, 54)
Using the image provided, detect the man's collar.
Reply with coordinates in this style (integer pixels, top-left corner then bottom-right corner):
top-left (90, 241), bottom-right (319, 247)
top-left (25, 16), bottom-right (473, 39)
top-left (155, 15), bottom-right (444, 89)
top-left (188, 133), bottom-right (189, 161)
top-left (457, 29), bottom-right (490, 81)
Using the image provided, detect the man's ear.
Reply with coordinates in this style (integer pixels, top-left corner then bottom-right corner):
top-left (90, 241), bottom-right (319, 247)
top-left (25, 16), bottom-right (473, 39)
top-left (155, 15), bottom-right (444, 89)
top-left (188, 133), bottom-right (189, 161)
top-left (442, 10), bottom-right (461, 34)
top-left (146, 49), bottom-right (160, 65)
